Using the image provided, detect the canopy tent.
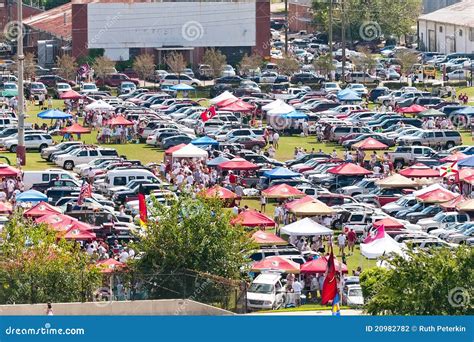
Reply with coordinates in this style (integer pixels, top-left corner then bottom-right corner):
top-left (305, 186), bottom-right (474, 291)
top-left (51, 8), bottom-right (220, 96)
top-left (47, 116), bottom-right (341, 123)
top-left (230, 209), bottom-right (275, 227)
top-left (85, 100), bottom-right (114, 111)
top-left (337, 89), bottom-right (362, 101)
top-left (15, 190), bottom-right (48, 202)
top-left (283, 111), bottom-right (308, 119)
top-left (170, 84), bottom-right (195, 91)
top-left (458, 156), bottom-right (474, 167)
top-left (440, 195), bottom-right (466, 210)
top-left (220, 100), bottom-right (254, 113)
top-left (172, 144), bottom-right (208, 159)
top-left (218, 158), bottom-right (259, 171)
top-left (397, 104), bottom-right (427, 113)
top-left (251, 230), bottom-right (287, 246)
top-left (289, 199), bottom-right (335, 216)
top-left (60, 226), bottom-right (96, 240)
top-left (59, 90), bottom-right (82, 100)
top-left (376, 174), bottom-right (418, 188)
top-left (267, 102), bottom-right (295, 115)
top-left (261, 184), bottom-right (305, 199)
top-left (209, 91), bottom-right (237, 105)
top-left (439, 152), bottom-right (468, 163)
top-left (96, 258), bottom-right (125, 274)
top-left (415, 186), bottom-right (457, 203)
top-left (416, 108), bottom-right (446, 118)
top-left (0, 201), bottom-right (12, 214)
top-left (0, 164), bottom-right (20, 177)
top-left (327, 162), bottom-right (372, 176)
top-left (284, 196), bottom-right (316, 211)
top-left (37, 213), bottom-right (93, 232)
top-left (457, 198), bottom-right (474, 211)
top-left (207, 156), bottom-right (230, 167)
top-left (352, 137), bottom-right (388, 150)
top-left (164, 143), bottom-right (186, 156)
top-left (373, 217), bottom-right (404, 229)
top-left (301, 257), bottom-right (348, 274)
top-left (459, 168), bottom-right (474, 181)
top-left (106, 115), bottom-right (134, 126)
top-left (202, 185), bottom-right (238, 199)
top-left (252, 256), bottom-right (300, 274)
top-left (37, 109), bottom-right (72, 120)
top-left (61, 123), bottom-right (91, 134)
top-left (191, 136), bottom-right (219, 147)
top-left (399, 163), bottom-right (440, 178)
top-left (360, 234), bottom-right (403, 259)
top-left (24, 201), bottom-right (61, 218)
top-left (463, 174), bottom-right (474, 185)
top-left (262, 99), bottom-right (285, 112)
top-left (280, 217), bottom-right (334, 236)
top-left (263, 167), bottom-right (301, 180)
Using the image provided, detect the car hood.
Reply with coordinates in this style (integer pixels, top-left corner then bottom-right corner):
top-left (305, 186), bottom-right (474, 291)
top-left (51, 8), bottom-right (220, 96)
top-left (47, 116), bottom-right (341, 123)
top-left (381, 202), bottom-right (402, 211)
top-left (346, 295), bottom-right (364, 305)
top-left (417, 218), bottom-right (436, 226)
top-left (247, 292), bottom-right (274, 302)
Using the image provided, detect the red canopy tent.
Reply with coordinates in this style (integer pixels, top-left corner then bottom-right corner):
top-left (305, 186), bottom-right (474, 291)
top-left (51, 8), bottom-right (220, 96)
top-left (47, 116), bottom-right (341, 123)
top-left (459, 168), bottom-right (474, 181)
top-left (96, 258), bottom-right (125, 273)
top-left (416, 187), bottom-right (457, 203)
top-left (352, 137), bottom-right (388, 150)
top-left (216, 98), bottom-right (253, 109)
top-left (262, 184), bottom-right (305, 199)
top-left (440, 195), bottom-right (465, 210)
top-left (301, 256), bottom-right (348, 274)
top-left (251, 230), bottom-right (287, 246)
top-left (397, 104), bottom-right (427, 113)
top-left (24, 201), bottom-right (61, 218)
top-left (60, 226), bottom-right (96, 240)
top-left (399, 163), bottom-right (440, 178)
top-left (373, 217), bottom-right (404, 229)
top-left (218, 158), bottom-right (259, 171)
top-left (252, 256), bottom-right (300, 273)
top-left (106, 116), bottom-right (134, 126)
top-left (0, 165), bottom-right (20, 177)
top-left (165, 143), bottom-right (186, 155)
top-left (0, 201), bottom-right (12, 214)
top-left (284, 196), bottom-right (314, 210)
top-left (36, 214), bottom-right (93, 232)
top-left (327, 162), bottom-right (372, 175)
top-left (60, 90), bottom-right (82, 100)
top-left (202, 185), bottom-right (238, 199)
top-left (230, 209), bottom-right (275, 227)
top-left (439, 152), bottom-right (468, 163)
top-left (219, 101), bottom-right (254, 113)
top-left (61, 123), bottom-right (91, 134)
top-left (216, 97), bottom-right (239, 107)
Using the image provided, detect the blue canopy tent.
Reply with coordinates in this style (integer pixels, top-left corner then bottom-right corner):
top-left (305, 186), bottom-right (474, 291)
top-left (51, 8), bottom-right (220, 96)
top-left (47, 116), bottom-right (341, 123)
top-left (458, 156), bottom-right (474, 168)
top-left (15, 190), bottom-right (48, 202)
top-left (38, 109), bottom-right (73, 120)
top-left (191, 136), bottom-right (219, 147)
top-left (207, 156), bottom-right (230, 167)
top-left (283, 111), bottom-right (308, 119)
top-left (263, 167), bottom-right (301, 180)
top-left (337, 89), bottom-right (362, 102)
top-left (170, 84), bottom-right (195, 91)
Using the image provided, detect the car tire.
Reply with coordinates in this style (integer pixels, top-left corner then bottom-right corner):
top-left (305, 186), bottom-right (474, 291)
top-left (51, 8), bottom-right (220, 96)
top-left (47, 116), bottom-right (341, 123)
top-left (191, 83), bottom-right (198, 87)
top-left (446, 141), bottom-right (455, 149)
top-left (63, 161), bottom-right (74, 170)
top-left (39, 144), bottom-right (48, 151)
top-left (9, 145), bottom-right (17, 153)
top-left (394, 159), bottom-right (405, 169)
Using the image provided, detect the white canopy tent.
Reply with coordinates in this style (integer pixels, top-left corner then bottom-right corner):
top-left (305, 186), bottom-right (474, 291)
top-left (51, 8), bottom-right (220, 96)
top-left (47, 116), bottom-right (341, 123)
top-left (360, 234), bottom-right (403, 259)
top-left (262, 99), bottom-right (285, 111)
top-left (209, 91), bottom-right (237, 105)
top-left (267, 102), bottom-right (295, 115)
top-left (172, 144), bottom-right (208, 159)
top-left (280, 218), bottom-right (334, 236)
top-left (413, 183), bottom-right (455, 197)
top-left (85, 100), bottom-right (115, 111)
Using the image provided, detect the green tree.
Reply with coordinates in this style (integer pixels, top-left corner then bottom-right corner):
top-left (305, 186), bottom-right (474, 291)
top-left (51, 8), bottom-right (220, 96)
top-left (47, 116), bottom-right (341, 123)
top-left (130, 196), bottom-right (255, 298)
top-left (360, 247), bottom-right (474, 315)
top-left (56, 54), bottom-right (78, 81)
top-left (395, 49), bottom-right (419, 77)
top-left (165, 52), bottom-right (186, 82)
top-left (203, 48), bottom-right (227, 79)
top-left (133, 54), bottom-right (156, 86)
top-left (0, 214), bottom-right (101, 304)
top-left (239, 53), bottom-right (263, 77)
top-left (313, 53), bottom-right (335, 77)
top-left (276, 55), bottom-right (300, 76)
top-left (92, 56), bottom-right (115, 82)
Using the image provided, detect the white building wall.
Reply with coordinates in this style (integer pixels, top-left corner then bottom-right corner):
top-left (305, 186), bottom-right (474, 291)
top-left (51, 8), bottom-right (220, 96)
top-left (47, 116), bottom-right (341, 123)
top-left (419, 19), bottom-right (474, 53)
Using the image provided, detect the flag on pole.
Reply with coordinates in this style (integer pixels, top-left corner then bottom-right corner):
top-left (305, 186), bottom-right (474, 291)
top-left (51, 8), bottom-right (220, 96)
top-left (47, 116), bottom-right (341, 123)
top-left (138, 185), bottom-right (148, 227)
top-left (321, 247), bottom-right (338, 305)
top-left (200, 106), bottom-right (217, 122)
top-left (440, 161), bottom-right (459, 182)
top-left (364, 224), bottom-right (385, 244)
top-left (77, 180), bottom-right (92, 205)
top-left (332, 293), bottom-right (341, 316)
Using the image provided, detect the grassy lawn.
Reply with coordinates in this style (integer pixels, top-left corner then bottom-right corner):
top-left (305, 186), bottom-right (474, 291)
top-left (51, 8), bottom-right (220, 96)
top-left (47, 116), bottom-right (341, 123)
top-left (256, 303), bottom-right (350, 313)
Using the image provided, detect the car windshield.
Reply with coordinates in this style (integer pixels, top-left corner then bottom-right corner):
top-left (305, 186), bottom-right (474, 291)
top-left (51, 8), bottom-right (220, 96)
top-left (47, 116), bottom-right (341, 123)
top-left (84, 84), bottom-right (96, 89)
top-left (433, 212), bottom-right (446, 222)
top-left (349, 288), bottom-right (363, 297)
top-left (249, 283), bottom-right (274, 294)
top-left (396, 197), bottom-right (410, 205)
top-left (421, 206), bottom-right (434, 214)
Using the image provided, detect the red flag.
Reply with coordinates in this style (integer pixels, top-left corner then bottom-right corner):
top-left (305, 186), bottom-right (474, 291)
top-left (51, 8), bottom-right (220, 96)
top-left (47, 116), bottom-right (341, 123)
top-left (77, 180), bottom-right (92, 205)
top-left (364, 224), bottom-right (385, 244)
top-left (321, 247), bottom-right (338, 305)
top-left (138, 185), bottom-right (147, 227)
top-left (200, 106), bottom-right (216, 122)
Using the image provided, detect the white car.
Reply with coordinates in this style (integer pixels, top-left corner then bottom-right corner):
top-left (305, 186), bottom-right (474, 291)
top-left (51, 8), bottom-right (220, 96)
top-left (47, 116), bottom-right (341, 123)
top-left (221, 65), bottom-right (236, 77)
top-left (120, 81), bottom-right (136, 94)
top-left (4, 133), bottom-right (53, 153)
top-left (55, 82), bottom-right (72, 96)
top-left (80, 82), bottom-right (98, 93)
top-left (322, 82), bottom-right (341, 93)
top-left (447, 69), bottom-right (469, 81)
top-left (259, 71), bottom-right (279, 83)
top-left (342, 284), bottom-right (364, 307)
top-left (160, 74), bottom-right (202, 87)
top-left (346, 83), bottom-right (368, 95)
top-left (54, 147), bottom-right (119, 170)
top-left (247, 273), bottom-right (286, 311)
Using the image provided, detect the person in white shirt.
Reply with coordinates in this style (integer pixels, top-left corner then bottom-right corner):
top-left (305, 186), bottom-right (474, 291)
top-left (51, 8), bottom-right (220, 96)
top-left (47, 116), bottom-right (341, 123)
top-left (292, 280), bottom-right (303, 306)
top-left (337, 233), bottom-right (346, 255)
top-left (272, 132), bottom-right (280, 148)
top-left (119, 249), bottom-right (129, 263)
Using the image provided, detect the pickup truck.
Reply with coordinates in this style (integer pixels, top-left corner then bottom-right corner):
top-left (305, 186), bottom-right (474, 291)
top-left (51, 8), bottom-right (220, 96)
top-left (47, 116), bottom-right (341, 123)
top-left (112, 183), bottom-right (165, 205)
top-left (32, 178), bottom-right (81, 193)
top-left (272, 87), bottom-right (308, 101)
top-left (388, 146), bottom-right (437, 169)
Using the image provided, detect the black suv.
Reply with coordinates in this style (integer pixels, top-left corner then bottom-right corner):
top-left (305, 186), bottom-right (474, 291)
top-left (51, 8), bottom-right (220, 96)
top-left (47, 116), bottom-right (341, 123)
top-left (291, 73), bottom-right (325, 85)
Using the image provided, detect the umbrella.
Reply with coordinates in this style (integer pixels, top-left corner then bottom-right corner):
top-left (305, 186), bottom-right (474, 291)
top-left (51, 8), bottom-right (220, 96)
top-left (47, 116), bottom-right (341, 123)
top-left (252, 256), bottom-right (300, 273)
top-left (0, 164), bottom-right (20, 177)
top-left (301, 257), bottom-right (348, 274)
top-left (261, 183), bottom-right (305, 199)
top-left (37, 213), bottom-right (93, 232)
top-left (218, 158), bottom-right (259, 171)
top-left (106, 116), bottom-right (134, 126)
top-left (251, 231), bottom-right (287, 246)
top-left (96, 258), bottom-right (125, 274)
top-left (416, 187), bottom-right (457, 203)
top-left (24, 201), bottom-right (61, 218)
top-left (284, 196), bottom-right (315, 210)
top-left (38, 109), bottom-right (72, 120)
top-left (440, 195), bottom-right (465, 210)
top-left (85, 100), bottom-right (114, 111)
top-left (458, 156), bottom-right (474, 167)
top-left (439, 152), bottom-right (468, 163)
top-left (170, 84), bottom-right (195, 91)
top-left (61, 123), bottom-right (91, 134)
top-left (337, 89), bottom-right (361, 101)
top-left (376, 174), bottom-right (418, 188)
top-left (263, 167), bottom-right (301, 180)
top-left (15, 190), bottom-right (48, 202)
top-left (352, 137), bottom-right (388, 150)
top-left (60, 226), bottom-right (96, 240)
top-left (457, 198), bottom-right (474, 212)
top-left (60, 90), bottom-right (82, 100)
top-left (230, 209), bottom-right (275, 227)
top-left (283, 111), bottom-right (308, 119)
top-left (327, 162), bottom-right (372, 176)
top-left (202, 185), bottom-right (238, 199)
top-left (417, 108), bottom-right (445, 118)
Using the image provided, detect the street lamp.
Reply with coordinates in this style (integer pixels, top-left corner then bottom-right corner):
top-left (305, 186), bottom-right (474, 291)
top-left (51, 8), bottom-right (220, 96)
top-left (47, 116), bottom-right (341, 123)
top-left (16, 2), bottom-right (26, 166)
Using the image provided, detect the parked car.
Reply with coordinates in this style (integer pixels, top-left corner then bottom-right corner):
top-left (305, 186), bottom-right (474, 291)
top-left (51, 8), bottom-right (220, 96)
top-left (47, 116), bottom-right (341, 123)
top-left (160, 74), bottom-right (202, 87)
top-left (97, 73), bottom-right (139, 87)
top-left (80, 82), bottom-right (99, 94)
top-left (398, 130), bottom-right (462, 149)
top-left (37, 75), bottom-right (75, 88)
top-left (290, 73), bottom-right (324, 85)
top-left (4, 133), bottom-right (53, 153)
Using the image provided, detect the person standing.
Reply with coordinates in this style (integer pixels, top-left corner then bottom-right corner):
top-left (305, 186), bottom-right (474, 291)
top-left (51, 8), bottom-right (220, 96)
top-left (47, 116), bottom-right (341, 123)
top-left (273, 131), bottom-right (280, 149)
top-left (337, 233), bottom-right (346, 256)
top-left (260, 194), bottom-right (266, 213)
top-left (347, 229), bottom-right (357, 255)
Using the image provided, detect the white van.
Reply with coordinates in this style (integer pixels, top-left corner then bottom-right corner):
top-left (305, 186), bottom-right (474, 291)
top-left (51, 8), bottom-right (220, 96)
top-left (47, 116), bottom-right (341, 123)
top-left (23, 169), bottom-right (77, 190)
top-left (247, 273), bottom-right (286, 311)
top-left (99, 169), bottom-right (159, 194)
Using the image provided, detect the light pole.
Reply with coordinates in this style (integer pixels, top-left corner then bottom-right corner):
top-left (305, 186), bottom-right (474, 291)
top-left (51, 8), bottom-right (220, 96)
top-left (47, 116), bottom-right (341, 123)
top-left (341, 0), bottom-right (346, 83)
top-left (16, 1), bottom-right (26, 166)
top-left (284, 0), bottom-right (288, 56)
top-left (328, 0), bottom-right (333, 81)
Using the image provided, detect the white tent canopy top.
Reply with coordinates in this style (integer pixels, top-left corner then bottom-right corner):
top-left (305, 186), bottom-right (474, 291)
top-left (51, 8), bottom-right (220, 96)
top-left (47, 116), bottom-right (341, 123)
top-left (209, 91), bottom-right (237, 105)
top-left (172, 144), bottom-right (208, 159)
top-left (85, 100), bottom-right (115, 111)
top-left (262, 99), bottom-right (285, 111)
top-left (360, 234), bottom-right (403, 259)
top-left (267, 102), bottom-right (295, 115)
top-left (280, 217), bottom-right (334, 236)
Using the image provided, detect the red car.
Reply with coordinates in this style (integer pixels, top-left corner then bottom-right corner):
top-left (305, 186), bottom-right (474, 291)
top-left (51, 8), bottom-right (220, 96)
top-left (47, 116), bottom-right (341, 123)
top-left (227, 136), bottom-right (266, 151)
top-left (96, 73), bottom-right (139, 87)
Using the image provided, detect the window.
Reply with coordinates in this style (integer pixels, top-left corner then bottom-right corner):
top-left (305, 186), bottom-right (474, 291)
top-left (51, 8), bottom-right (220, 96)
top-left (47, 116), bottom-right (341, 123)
top-left (113, 177), bottom-right (127, 186)
top-left (434, 132), bottom-right (444, 138)
top-left (414, 148), bottom-right (423, 154)
top-left (470, 28), bottom-right (474, 41)
top-left (77, 151), bottom-right (87, 157)
top-left (445, 131), bottom-right (460, 137)
top-left (459, 29), bottom-right (463, 37)
top-left (42, 174), bottom-right (49, 182)
top-left (89, 150), bottom-right (98, 157)
top-left (100, 150), bottom-right (118, 156)
top-left (439, 26), bottom-right (443, 33)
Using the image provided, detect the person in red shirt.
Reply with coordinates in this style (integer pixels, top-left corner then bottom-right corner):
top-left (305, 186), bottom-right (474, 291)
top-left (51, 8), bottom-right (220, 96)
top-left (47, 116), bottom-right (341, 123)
top-left (347, 229), bottom-right (357, 255)
top-left (228, 172), bottom-right (237, 185)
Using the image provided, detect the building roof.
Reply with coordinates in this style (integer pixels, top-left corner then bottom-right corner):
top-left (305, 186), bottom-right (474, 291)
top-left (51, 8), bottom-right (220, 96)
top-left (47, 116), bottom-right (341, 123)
top-left (418, 0), bottom-right (474, 26)
top-left (24, 2), bottom-right (72, 41)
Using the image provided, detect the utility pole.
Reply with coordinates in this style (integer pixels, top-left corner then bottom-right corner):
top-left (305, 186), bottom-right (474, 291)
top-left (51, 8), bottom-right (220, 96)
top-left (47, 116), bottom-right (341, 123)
top-left (328, 0), bottom-right (333, 81)
top-left (16, 1), bottom-right (26, 166)
top-left (341, 0), bottom-right (346, 84)
top-left (284, 0), bottom-right (288, 56)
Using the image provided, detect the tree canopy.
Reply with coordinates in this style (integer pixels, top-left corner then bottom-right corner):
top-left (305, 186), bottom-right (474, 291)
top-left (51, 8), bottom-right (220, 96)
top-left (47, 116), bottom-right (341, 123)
top-left (133, 54), bottom-right (156, 86)
top-left (203, 48), bottom-right (227, 79)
